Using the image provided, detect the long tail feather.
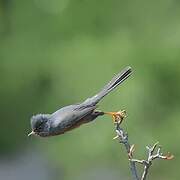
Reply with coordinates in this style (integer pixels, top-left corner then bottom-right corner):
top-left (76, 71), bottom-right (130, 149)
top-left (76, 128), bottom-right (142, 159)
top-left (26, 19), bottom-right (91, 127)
top-left (86, 66), bottom-right (132, 105)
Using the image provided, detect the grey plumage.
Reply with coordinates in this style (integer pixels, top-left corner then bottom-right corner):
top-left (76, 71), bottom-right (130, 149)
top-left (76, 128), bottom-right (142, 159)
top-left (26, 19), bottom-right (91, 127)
top-left (84, 66), bottom-right (132, 105)
top-left (29, 66), bottom-right (132, 137)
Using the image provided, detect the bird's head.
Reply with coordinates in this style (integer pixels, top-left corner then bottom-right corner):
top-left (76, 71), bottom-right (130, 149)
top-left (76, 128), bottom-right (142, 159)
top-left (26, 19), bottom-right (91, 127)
top-left (28, 114), bottom-right (51, 137)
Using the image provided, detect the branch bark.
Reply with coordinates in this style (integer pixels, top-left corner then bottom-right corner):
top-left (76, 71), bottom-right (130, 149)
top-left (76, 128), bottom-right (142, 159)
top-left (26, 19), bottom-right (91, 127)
top-left (113, 110), bottom-right (173, 180)
top-left (113, 111), bottom-right (139, 180)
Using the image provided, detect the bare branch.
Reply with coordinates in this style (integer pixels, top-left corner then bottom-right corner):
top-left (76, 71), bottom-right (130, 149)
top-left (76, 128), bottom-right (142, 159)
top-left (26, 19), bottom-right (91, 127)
top-left (113, 110), bottom-right (173, 180)
top-left (140, 142), bottom-right (174, 180)
top-left (113, 110), bottom-right (139, 180)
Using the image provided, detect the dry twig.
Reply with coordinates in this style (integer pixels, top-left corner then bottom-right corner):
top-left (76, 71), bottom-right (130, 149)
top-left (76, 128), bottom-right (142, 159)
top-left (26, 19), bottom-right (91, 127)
top-left (113, 110), bottom-right (173, 180)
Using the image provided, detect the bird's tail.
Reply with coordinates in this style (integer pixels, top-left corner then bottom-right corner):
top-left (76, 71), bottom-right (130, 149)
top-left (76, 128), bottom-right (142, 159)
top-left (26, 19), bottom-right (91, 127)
top-left (85, 66), bottom-right (132, 105)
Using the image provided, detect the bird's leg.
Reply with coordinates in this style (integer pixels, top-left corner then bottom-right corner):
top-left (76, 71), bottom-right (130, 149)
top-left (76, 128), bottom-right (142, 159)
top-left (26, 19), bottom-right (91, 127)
top-left (104, 110), bottom-right (126, 124)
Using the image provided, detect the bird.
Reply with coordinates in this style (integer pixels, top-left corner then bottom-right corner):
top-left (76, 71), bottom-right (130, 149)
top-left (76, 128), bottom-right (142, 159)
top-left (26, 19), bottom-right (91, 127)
top-left (28, 66), bottom-right (132, 137)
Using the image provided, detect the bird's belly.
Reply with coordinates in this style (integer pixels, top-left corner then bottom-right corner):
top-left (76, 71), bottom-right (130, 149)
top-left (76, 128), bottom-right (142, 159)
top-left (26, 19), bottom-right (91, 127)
top-left (50, 113), bottom-right (97, 136)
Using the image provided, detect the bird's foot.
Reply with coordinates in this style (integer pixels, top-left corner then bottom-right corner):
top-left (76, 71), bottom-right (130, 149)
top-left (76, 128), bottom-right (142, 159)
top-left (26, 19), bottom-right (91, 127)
top-left (105, 110), bottom-right (126, 124)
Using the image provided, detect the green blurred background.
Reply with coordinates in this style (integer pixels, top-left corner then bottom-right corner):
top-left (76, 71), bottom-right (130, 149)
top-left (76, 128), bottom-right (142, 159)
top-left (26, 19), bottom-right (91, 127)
top-left (0, 0), bottom-right (179, 179)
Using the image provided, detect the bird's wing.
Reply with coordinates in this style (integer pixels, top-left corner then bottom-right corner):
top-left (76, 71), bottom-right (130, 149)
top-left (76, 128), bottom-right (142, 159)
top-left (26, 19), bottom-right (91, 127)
top-left (72, 104), bottom-right (97, 120)
top-left (51, 104), bottom-right (97, 128)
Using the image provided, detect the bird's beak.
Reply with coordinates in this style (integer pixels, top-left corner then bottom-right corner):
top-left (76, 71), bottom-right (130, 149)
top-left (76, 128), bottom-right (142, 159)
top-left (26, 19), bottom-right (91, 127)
top-left (28, 131), bottom-right (35, 137)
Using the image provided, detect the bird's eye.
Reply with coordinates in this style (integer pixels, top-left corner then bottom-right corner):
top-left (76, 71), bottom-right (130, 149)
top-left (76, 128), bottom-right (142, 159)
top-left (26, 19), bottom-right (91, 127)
top-left (35, 122), bottom-right (44, 132)
top-left (37, 125), bottom-right (42, 131)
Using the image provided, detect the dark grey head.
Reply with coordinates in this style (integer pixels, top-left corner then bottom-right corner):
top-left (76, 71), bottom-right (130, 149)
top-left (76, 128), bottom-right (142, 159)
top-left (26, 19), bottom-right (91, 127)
top-left (28, 114), bottom-right (51, 137)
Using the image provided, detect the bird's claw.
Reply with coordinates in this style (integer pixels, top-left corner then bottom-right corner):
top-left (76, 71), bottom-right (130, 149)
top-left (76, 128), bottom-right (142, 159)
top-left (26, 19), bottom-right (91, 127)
top-left (105, 110), bottom-right (126, 123)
